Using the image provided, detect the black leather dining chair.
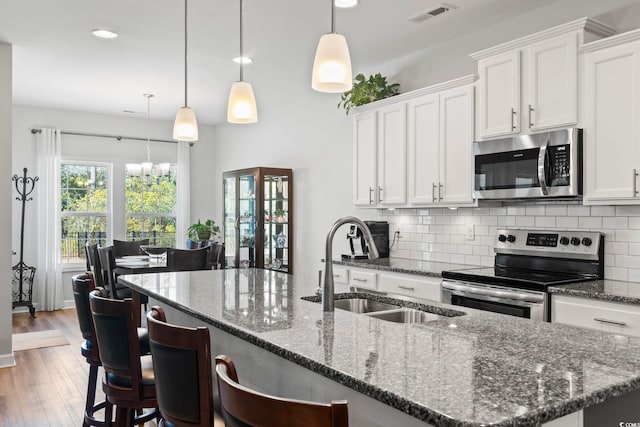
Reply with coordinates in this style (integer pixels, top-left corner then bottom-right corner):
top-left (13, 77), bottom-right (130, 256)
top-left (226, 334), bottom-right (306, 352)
top-left (113, 238), bottom-right (149, 258)
top-left (166, 246), bottom-right (210, 272)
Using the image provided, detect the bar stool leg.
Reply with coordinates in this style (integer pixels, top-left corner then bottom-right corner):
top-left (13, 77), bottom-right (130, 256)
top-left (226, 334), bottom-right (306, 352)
top-left (84, 363), bottom-right (112, 427)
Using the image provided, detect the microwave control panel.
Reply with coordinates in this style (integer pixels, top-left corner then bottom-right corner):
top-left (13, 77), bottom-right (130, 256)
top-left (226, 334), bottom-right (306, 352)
top-left (549, 144), bottom-right (570, 186)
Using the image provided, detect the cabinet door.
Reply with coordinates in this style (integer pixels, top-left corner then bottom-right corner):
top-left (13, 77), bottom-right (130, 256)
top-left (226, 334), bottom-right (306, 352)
top-left (528, 34), bottom-right (578, 131)
top-left (440, 86), bottom-right (475, 205)
top-left (377, 103), bottom-right (407, 206)
top-left (407, 93), bottom-right (440, 205)
top-left (478, 51), bottom-right (521, 138)
top-left (584, 40), bottom-right (640, 204)
top-left (353, 111), bottom-right (377, 207)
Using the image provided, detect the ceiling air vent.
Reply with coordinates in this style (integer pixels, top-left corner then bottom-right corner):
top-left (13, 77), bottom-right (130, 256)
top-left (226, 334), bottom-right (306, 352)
top-left (407, 3), bottom-right (456, 23)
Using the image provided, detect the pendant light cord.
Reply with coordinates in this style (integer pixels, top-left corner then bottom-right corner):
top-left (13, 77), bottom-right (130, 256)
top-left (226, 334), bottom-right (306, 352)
top-left (239, 0), bottom-right (244, 82)
top-left (145, 94), bottom-right (153, 162)
top-left (330, 0), bottom-right (335, 33)
top-left (184, 0), bottom-right (188, 107)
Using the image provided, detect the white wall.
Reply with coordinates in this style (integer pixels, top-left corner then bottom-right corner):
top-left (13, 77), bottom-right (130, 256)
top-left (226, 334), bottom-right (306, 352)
top-left (11, 105), bottom-right (216, 306)
top-left (0, 43), bottom-right (15, 367)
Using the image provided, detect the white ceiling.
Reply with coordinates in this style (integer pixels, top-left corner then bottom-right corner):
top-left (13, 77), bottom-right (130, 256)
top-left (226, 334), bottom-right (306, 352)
top-left (0, 0), bottom-right (564, 125)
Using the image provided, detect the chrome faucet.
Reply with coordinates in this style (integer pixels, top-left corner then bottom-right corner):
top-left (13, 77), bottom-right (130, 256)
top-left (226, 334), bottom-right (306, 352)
top-left (323, 216), bottom-right (380, 312)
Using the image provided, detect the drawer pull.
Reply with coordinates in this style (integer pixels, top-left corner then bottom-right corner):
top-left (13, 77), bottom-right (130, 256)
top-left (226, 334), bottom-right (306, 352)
top-left (397, 285), bottom-right (415, 291)
top-left (352, 278), bottom-right (368, 283)
top-left (333, 274), bottom-right (341, 278)
top-left (594, 317), bottom-right (627, 327)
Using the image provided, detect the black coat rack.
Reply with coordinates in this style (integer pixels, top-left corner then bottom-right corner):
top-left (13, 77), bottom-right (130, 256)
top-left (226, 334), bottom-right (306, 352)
top-left (12, 168), bottom-right (38, 318)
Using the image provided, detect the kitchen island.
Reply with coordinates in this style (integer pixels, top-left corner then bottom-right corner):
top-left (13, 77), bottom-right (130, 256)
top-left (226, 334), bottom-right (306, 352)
top-left (119, 269), bottom-right (640, 427)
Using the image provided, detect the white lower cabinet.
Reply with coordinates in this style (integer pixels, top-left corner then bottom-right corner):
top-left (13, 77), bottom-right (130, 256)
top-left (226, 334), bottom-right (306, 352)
top-left (338, 265), bottom-right (441, 302)
top-left (377, 271), bottom-right (441, 302)
top-left (552, 294), bottom-right (640, 338)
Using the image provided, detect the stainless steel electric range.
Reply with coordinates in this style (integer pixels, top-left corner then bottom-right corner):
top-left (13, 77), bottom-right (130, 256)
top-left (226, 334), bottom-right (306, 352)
top-left (441, 229), bottom-right (604, 322)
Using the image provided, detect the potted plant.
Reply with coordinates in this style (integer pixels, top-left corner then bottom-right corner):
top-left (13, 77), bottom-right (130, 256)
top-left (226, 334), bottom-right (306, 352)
top-left (274, 209), bottom-right (287, 223)
top-left (338, 73), bottom-right (400, 115)
top-left (187, 219), bottom-right (220, 242)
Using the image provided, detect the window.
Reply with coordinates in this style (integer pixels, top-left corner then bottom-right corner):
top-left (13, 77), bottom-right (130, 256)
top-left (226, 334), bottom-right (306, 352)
top-left (60, 163), bottom-right (110, 264)
top-left (125, 168), bottom-right (177, 247)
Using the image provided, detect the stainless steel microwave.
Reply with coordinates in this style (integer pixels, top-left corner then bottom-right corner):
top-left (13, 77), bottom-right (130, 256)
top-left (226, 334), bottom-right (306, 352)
top-left (474, 128), bottom-right (582, 200)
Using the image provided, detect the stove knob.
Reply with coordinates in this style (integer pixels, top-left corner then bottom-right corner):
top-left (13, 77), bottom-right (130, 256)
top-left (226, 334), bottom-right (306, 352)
top-left (498, 234), bottom-right (507, 242)
top-left (559, 236), bottom-right (570, 245)
top-left (570, 237), bottom-right (581, 246)
top-left (582, 237), bottom-right (592, 247)
top-left (507, 235), bottom-right (516, 243)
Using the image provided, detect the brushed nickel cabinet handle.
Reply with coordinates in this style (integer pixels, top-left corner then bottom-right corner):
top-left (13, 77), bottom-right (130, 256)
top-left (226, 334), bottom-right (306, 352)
top-left (634, 169), bottom-right (638, 197)
top-left (511, 108), bottom-right (517, 131)
top-left (432, 183), bottom-right (437, 203)
top-left (369, 187), bottom-right (374, 204)
top-left (397, 285), bottom-right (415, 291)
top-left (528, 105), bottom-right (534, 128)
top-left (378, 186), bottom-right (383, 202)
top-left (594, 317), bottom-right (627, 327)
top-left (438, 182), bottom-right (443, 202)
top-left (352, 278), bottom-right (368, 283)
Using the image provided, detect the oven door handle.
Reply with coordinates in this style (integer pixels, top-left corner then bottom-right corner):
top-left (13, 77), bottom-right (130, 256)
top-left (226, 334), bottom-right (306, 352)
top-left (441, 280), bottom-right (545, 304)
top-left (537, 137), bottom-right (550, 196)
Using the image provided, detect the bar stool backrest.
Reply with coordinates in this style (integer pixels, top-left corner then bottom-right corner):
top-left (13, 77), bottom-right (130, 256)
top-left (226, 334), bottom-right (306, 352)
top-left (71, 272), bottom-right (99, 356)
top-left (113, 239), bottom-right (149, 257)
top-left (147, 306), bottom-right (214, 427)
top-left (85, 243), bottom-right (105, 287)
top-left (215, 355), bottom-right (349, 427)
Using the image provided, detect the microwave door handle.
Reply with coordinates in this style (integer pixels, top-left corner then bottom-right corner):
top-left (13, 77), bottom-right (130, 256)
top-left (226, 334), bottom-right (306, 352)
top-left (537, 139), bottom-right (550, 196)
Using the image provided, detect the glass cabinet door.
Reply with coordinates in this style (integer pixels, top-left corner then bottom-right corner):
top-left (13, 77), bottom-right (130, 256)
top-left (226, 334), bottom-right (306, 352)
top-left (223, 176), bottom-right (237, 268)
top-left (238, 173), bottom-right (256, 268)
top-left (263, 174), bottom-right (290, 273)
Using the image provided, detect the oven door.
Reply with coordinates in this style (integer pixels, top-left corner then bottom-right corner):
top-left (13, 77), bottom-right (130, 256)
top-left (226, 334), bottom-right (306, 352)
top-left (441, 280), bottom-right (547, 321)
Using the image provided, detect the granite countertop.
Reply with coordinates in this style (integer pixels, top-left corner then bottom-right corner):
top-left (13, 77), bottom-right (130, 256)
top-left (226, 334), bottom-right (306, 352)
top-left (331, 257), bottom-right (478, 278)
top-left (120, 269), bottom-right (640, 427)
top-left (549, 279), bottom-right (640, 305)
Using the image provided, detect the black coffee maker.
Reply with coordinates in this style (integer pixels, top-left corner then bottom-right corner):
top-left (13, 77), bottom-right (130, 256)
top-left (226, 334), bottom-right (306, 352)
top-left (342, 221), bottom-right (389, 260)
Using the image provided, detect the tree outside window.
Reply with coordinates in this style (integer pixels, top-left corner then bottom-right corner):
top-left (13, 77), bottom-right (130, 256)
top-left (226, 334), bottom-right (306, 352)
top-left (60, 163), bottom-right (109, 264)
top-left (125, 169), bottom-right (176, 247)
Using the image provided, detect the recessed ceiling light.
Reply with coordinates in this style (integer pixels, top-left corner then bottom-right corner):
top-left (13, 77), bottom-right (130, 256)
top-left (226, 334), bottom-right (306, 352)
top-left (233, 56), bottom-right (253, 64)
top-left (92, 29), bottom-right (118, 39)
top-left (335, 0), bottom-right (358, 8)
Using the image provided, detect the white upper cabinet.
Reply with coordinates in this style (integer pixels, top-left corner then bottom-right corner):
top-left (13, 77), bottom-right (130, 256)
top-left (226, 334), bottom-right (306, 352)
top-left (353, 111), bottom-right (377, 206)
top-left (353, 103), bottom-right (406, 207)
top-left (477, 51), bottom-right (521, 138)
top-left (471, 18), bottom-right (614, 140)
top-left (353, 75), bottom-right (477, 208)
top-left (583, 31), bottom-right (640, 205)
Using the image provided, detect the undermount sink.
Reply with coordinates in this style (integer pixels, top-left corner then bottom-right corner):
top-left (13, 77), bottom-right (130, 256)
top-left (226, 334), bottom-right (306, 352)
top-left (365, 309), bottom-right (446, 324)
top-left (333, 298), bottom-right (399, 314)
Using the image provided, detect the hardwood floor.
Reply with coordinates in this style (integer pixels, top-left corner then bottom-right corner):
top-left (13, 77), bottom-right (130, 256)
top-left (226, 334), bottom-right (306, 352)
top-left (1, 309), bottom-right (94, 427)
top-left (1, 308), bottom-right (225, 427)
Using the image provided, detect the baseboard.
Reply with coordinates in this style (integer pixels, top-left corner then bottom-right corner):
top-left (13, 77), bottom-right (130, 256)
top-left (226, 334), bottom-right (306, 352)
top-left (0, 352), bottom-right (16, 368)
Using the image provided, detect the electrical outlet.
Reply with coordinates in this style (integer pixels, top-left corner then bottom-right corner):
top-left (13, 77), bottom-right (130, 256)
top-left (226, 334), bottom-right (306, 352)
top-left (466, 225), bottom-right (475, 241)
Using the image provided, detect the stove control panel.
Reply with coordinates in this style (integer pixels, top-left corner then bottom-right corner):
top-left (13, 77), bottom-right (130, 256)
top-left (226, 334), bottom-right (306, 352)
top-left (495, 229), bottom-right (603, 260)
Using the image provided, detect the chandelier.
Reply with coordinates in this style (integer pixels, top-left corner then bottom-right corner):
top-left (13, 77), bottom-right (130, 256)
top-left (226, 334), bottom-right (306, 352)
top-left (126, 94), bottom-right (171, 178)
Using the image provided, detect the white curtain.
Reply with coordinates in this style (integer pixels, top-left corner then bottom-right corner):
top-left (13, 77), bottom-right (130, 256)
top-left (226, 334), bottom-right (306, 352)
top-left (176, 141), bottom-right (191, 249)
top-left (36, 128), bottom-right (63, 311)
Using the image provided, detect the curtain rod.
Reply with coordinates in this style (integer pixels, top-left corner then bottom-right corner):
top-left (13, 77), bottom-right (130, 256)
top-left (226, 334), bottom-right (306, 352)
top-left (29, 128), bottom-right (191, 146)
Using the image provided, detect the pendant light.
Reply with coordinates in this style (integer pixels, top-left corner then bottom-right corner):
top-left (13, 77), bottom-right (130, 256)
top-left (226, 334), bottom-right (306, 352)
top-left (173, 0), bottom-right (199, 141)
top-left (227, 0), bottom-right (258, 124)
top-left (311, 0), bottom-right (353, 93)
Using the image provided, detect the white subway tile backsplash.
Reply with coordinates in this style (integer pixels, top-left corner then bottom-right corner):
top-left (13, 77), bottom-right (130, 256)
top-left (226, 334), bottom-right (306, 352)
top-left (567, 206), bottom-right (591, 216)
top-left (546, 205), bottom-right (567, 216)
top-left (516, 216), bottom-right (535, 227)
top-left (535, 216), bottom-right (556, 228)
top-left (385, 203), bottom-right (640, 281)
top-left (578, 217), bottom-right (602, 229)
top-left (556, 216), bottom-right (578, 228)
top-left (591, 206), bottom-right (616, 216)
top-left (603, 217), bottom-right (629, 229)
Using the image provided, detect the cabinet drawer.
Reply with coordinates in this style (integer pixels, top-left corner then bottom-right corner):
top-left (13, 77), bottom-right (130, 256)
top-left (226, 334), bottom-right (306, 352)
top-left (553, 295), bottom-right (640, 337)
top-left (332, 266), bottom-right (349, 285)
top-left (378, 273), bottom-right (441, 302)
top-left (349, 270), bottom-right (377, 290)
